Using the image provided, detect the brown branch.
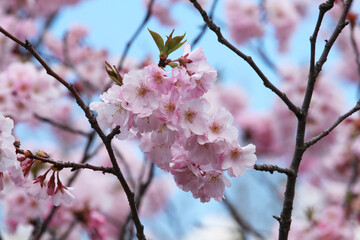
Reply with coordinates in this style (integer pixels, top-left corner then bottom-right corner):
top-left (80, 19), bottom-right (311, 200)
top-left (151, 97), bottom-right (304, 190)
top-left (303, 0), bottom-right (348, 114)
top-left (32, 131), bottom-right (97, 239)
top-left (188, 0), bottom-right (300, 117)
top-left (120, 162), bottom-right (155, 240)
top-left (223, 197), bottom-right (264, 240)
top-left (15, 147), bottom-right (114, 174)
top-left (254, 164), bottom-right (294, 176)
top-left (35, 114), bottom-right (90, 137)
top-left (305, 100), bottom-right (360, 148)
top-left (278, 1), bottom-right (353, 240)
top-left (0, 27), bottom-right (146, 240)
top-left (349, 23), bottom-right (360, 96)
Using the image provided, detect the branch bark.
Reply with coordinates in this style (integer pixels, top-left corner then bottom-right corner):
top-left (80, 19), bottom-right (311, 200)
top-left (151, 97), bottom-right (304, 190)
top-left (188, 0), bottom-right (300, 117)
top-left (0, 27), bottom-right (147, 240)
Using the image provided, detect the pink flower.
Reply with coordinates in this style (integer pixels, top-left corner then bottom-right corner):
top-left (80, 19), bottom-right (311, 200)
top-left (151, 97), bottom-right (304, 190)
top-left (90, 84), bottom-right (134, 139)
top-left (145, 64), bottom-right (174, 94)
top-left (193, 170), bottom-right (231, 202)
top-left (47, 172), bottom-right (56, 196)
top-left (221, 142), bottom-right (256, 177)
top-left (198, 107), bottom-right (238, 144)
top-left (140, 133), bottom-right (172, 171)
top-left (266, 0), bottom-right (300, 53)
top-left (179, 98), bottom-right (210, 137)
top-left (120, 69), bottom-right (161, 117)
top-left (143, 0), bottom-right (177, 26)
top-left (51, 185), bottom-right (75, 206)
top-left (133, 115), bottom-right (162, 133)
top-left (0, 114), bottom-right (17, 173)
top-left (154, 90), bottom-right (180, 129)
top-left (179, 42), bottom-right (217, 99)
top-left (225, 0), bottom-right (264, 44)
top-left (184, 136), bottom-right (219, 167)
top-left (171, 155), bottom-right (203, 193)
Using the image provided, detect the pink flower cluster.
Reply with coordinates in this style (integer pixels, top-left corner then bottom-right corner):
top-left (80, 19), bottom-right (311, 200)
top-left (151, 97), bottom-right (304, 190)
top-left (91, 43), bottom-right (257, 202)
top-left (265, 0), bottom-right (302, 53)
top-left (44, 25), bottom-right (109, 96)
top-left (0, 62), bottom-right (64, 122)
top-left (225, 0), bottom-right (264, 45)
top-left (25, 168), bottom-right (75, 206)
top-left (0, 114), bottom-right (18, 190)
top-left (6, 0), bottom-right (83, 17)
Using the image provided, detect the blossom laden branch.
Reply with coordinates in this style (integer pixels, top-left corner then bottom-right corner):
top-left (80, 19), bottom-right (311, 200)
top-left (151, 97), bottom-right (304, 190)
top-left (0, 26), bottom-right (105, 139)
top-left (0, 26), bottom-right (147, 240)
top-left (188, 0), bottom-right (300, 117)
top-left (305, 100), bottom-right (360, 148)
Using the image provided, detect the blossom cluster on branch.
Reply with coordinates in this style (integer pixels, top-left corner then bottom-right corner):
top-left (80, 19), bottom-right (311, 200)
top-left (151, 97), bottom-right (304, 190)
top-left (91, 41), bottom-right (256, 202)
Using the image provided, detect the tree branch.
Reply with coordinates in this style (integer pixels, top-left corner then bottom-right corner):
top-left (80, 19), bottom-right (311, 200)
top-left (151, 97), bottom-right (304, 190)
top-left (188, 0), bottom-right (300, 117)
top-left (254, 164), bottom-right (294, 176)
top-left (278, 1), bottom-right (353, 239)
top-left (15, 147), bottom-right (114, 174)
top-left (35, 114), bottom-right (90, 137)
top-left (223, 197), bottom-right (264, 240)
top-left (305, 100), bottom-right (360, 148)
top-left (0, 27), bottom-right (147, 240)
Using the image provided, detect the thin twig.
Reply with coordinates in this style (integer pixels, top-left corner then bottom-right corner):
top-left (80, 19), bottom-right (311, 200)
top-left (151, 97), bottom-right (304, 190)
top-left (223, 197), bottom-right (264, 240)
top-left (278, 1), bottom-right (353, 240)
top-left (192, 0), bottom-right (219, 46)
top-left (349, 23), bottom-right (360, 97)
top-left (15, 147), bottom-right (114, 174)
top-left (120, 163), bottom-right (155, 240)
top-left (0, 27), bottom-right (146, 240)
top-left (35, 114), bottom-right (90, 137)
top-left (305, 100), bottom-right (360, 148)
top-left (114, 147), bottom-right (136, 189)
top-left (188, 0), bottom-right (300, 117)
top-left (33, 131), bottom-right (97, 239)
top-left (59, 219), bottom-right (78, 240)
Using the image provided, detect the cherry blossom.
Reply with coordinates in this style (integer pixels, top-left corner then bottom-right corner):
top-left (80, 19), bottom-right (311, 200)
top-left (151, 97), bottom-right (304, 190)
top-left (225, 0), bottom-right (264, 44)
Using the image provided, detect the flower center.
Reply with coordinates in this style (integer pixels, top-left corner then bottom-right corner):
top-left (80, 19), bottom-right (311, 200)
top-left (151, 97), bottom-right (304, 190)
top-left (164, 102), bottom-right (176, 113)
top-left (210, 123), bottom-right (222, 134)
top-left (231, 148), bottom-right (241, 160)
top-left (137, 86), bottom-right (148, 96)
top-left (184, 110), bottom-right (195, 123)
top-left (155, 74), bottom-right (163, 84)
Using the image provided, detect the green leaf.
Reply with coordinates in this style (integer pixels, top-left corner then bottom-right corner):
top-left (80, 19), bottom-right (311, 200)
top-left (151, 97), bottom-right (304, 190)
top-left (164, 29), bottom-right (175, 54)
top-left (167, 39), bottom-right (186, 55)
top-left (105, 61), bottom-right (122, 85)
top-left (148, 28), bottom-right (165, 52)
